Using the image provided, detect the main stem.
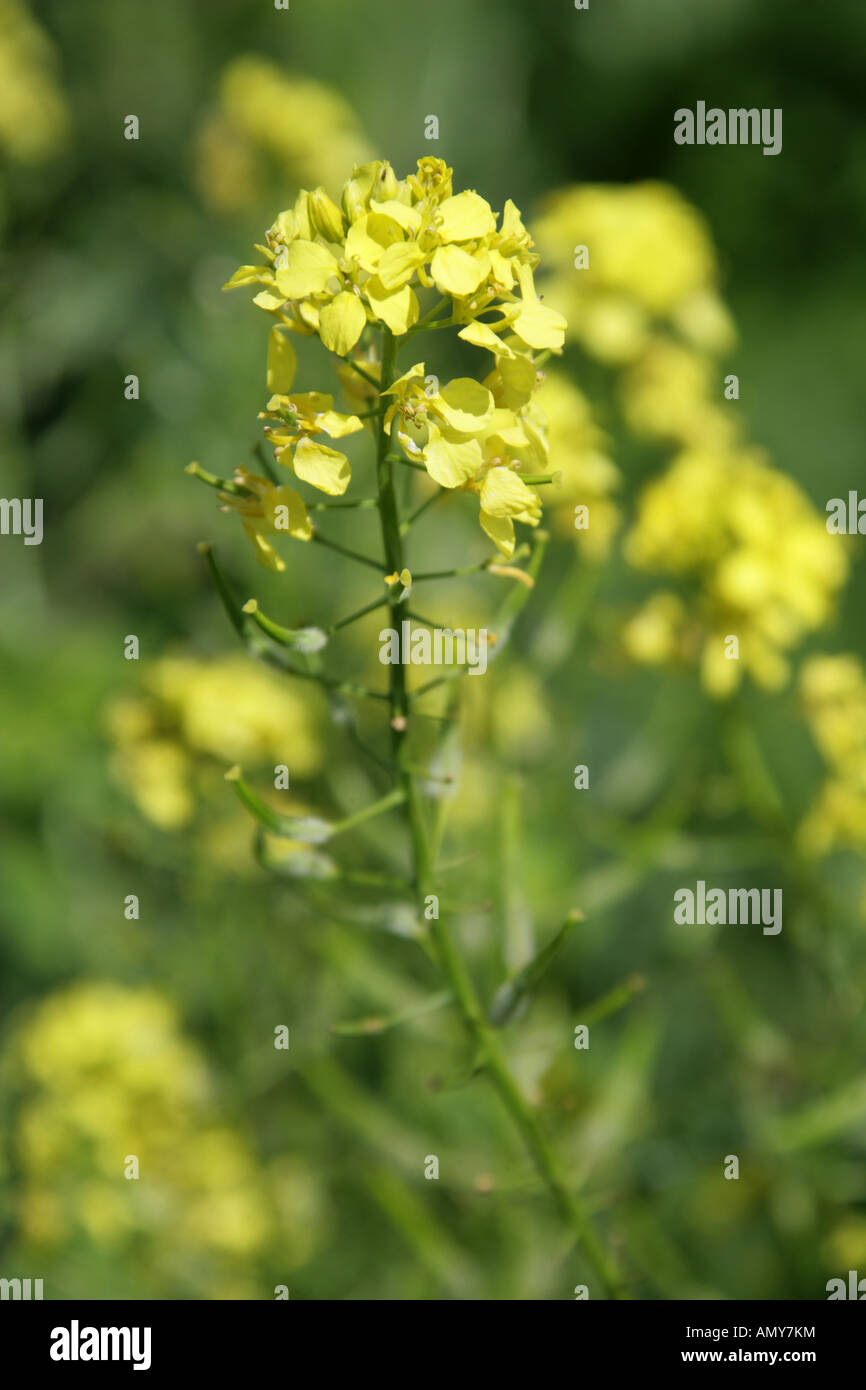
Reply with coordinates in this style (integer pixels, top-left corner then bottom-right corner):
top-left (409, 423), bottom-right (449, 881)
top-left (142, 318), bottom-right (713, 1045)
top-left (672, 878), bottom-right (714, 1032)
top-left (373, 327), bottom-right (625, 1300)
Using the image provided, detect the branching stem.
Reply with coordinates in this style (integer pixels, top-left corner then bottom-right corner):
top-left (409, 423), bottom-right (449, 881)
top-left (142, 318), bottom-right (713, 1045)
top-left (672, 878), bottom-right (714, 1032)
top-left (370, 328), bottom-right (626, 1300)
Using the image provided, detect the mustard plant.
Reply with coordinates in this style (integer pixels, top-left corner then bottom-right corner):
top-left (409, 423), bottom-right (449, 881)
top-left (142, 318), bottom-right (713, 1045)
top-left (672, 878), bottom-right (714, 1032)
top-left (188, 158), bottom-right (625, 1298)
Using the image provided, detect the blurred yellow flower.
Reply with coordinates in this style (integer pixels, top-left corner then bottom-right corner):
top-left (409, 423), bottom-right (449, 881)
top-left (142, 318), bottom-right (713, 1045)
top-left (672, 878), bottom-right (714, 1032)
top-left (622, 592), bottom-right (690, 668)
top-left (534, 369), bottom-right (620, 559)
top-left (620, 337), bottom-right (739, 449)
top-left (5, 983), bottom-right (327, 1289)
top-left (0, 0), bottom-right (69, 164)
top-left (798, 655), bottom-right (866, 854)
top-left (194, 57), bottom-right (373, 212)
top-left (533, 181), bottom-right (735, 364)
top-left (624, 448), bottom-right (848, 697)
top-left (824, 1217), bottom-right (866, 1270)
top-left (105, 653), bottom-right (323, 830)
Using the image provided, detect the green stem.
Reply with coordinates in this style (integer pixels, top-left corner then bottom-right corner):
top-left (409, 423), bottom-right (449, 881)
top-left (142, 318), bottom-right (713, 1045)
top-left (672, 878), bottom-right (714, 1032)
top-left (308, 497), bottom-right (379, 511)
top-left (331, 785), bottom-right (406, 837)
top-left (406, 295), bottom-right (450, 336)
top-left (330, 595), bottom-right (389, 632)
top-left (186, 461), bottom-right (250, 496)
top-left (370, 328), bottom-right (626, 1300)
top-left (311, 530), bottom-right (383, 573)
top-left (401, 486), bottom-right (446, 534)
top-left (375, 328), bottom-right (409, 752)
top-left (344, 358), bottom-right (380, 390)
top-left (386, 452), bottom-right (427, 473)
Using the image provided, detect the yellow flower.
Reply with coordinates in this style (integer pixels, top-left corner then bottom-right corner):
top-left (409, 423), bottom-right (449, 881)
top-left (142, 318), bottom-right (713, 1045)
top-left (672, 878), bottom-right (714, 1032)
top-left (533, 370), bottom-right (620, 559)
top-left (215, 160), bottom-right (567, 560)
top-left (147, 654), bottom-right (322, 770)
top-left (105, 654), bottom-right (323, 836)
top-left (4, 984), bottom-right (328, 1287)
top-left (219, 469), bottom-right (312, 570)
top-left (0, 0), bottom-right (70, 164)
top-left (622, 592), bottom-right (689, 667)
top-left (620, 337), bottom-right (739, 448)
top-left (471, 465), bottom-right (541, 559)
top-left (109, 737), bottom-right (193, 831)
top-left (624, 448), bottom-right (848, 696)
top-left (533, 181), bottom-right (735, 364)
top-left (195, 57), bottom-right (372, 211)
top-left (798, 655), bottom-right (866, 854)
top-left (263, 390), bottom-right (363, 446)
top-left (224, 157), bottom-right (556, 367)
top-left (382, 363), bottom-right (546, 555)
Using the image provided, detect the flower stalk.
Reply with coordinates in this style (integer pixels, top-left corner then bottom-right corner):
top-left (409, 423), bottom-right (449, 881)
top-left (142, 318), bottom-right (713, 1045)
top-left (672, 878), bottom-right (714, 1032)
top-left (369, 329), bottom-right (626, 1301)
top-left (192, 158), bottom-right (627, 1298)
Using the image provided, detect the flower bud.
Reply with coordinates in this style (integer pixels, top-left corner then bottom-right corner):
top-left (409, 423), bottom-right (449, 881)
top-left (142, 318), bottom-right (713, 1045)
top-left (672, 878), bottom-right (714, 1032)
top-left (341, 177), bottom-right (367, 224)
top-left (308, 188), bottom-right (345, 244)
top-left (376, 162), bottom-right (400, 200)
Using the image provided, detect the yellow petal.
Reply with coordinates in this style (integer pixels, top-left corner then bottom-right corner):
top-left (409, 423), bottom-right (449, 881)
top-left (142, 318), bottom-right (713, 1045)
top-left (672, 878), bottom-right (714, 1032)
top-left (487, 248), bottom-right (516, 291)
top-left (434, 190), bottom-right (495, 242)
top-left (422, 425), bottom-right (483, 488)
top-left (344, 212), bottom-right (402, 270)
top-left (242, 519), bottom-right (286, 572)
top-left (271, 208), bottom-right (297, 242)
top-left (374, 240), bottom-right (426, 291)
top-left (267, 328), bottom-right (298, 395)
top-left (430, 244), bottom-right (489, 297)
top-left (513, 300), bottom-right (567, 351)
top-left (253, 288), bottom-right (286, 311)
top-left (263, 485), bottom-right (312, 541)
top-left (478, 466), bottom-right (541, 522)
top-left (364, 279), bottom-right (419, 335)
top-left (497, 199), bottom-right (530, 253)
top-left (458, 320), bottom-right (514, 357)
top-left (272, 391), bottom-right (332, 416)
top-left (318, 291), bottom-right (367, 355)
top-left (274, 240), bottom-right (338, 299)
top-left (497, 353), bottom-right (537, 409)
top-left (479, 408), bottom-right (531, 449)
top-left (292, 437), bottom-right (351, 495)
top-left (222, 264), bottom-right (270, 290)
top-left (369, 199), bottom-right (422, 234)
top-left (479, 510), bottom-right (515, 558)
top-left (381, 363), bottom-right (426, 397)
top-left (315, 409), bottom-right (363, 439)
top-left (433, 378), bottom-right (494, 434)
top-left (297, 301), bottom-right (320, 332)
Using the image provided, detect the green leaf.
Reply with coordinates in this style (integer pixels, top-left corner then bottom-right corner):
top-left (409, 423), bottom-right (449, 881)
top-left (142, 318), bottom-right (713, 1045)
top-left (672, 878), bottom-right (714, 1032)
top-left (487, 908), bottom-right (583, 1026)
top-left (330, 990), bottom-right (452, 1036)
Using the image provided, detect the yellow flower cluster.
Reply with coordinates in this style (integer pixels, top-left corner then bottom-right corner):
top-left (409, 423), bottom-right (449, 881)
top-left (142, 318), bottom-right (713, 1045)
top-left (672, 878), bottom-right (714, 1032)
top-left (798, 656), bottom-right (866, 854)
top-left (622, 447), bottom-right (848, 697)
top-left (620, 337), bottom-right (738, 450)
top-left (0, 0), bottom-right (69, 164)
top-left (195, 57), bottom-right (373, 214)
top-left (220, 158), bottom-right (566, 562)
top-left (532, 182), bottom-right (737, 454)
top-left (105, 654), bottom-right (322, 830)
top-left (533, 181), bottom-right (735, 365)
top-left (6, 983), bottom-right (325, 1286)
